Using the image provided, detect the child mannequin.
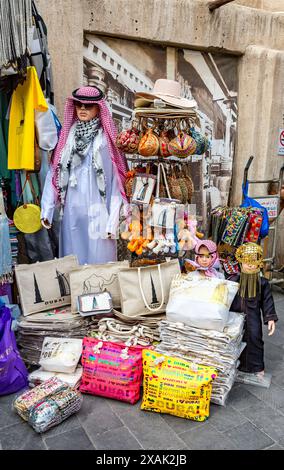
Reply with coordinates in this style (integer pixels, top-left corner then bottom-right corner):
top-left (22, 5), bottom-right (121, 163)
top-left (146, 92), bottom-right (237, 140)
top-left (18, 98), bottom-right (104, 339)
top-left (228, 243), bottom-right (278, 385)
top-left (185, 240), bottom-right (224, 279)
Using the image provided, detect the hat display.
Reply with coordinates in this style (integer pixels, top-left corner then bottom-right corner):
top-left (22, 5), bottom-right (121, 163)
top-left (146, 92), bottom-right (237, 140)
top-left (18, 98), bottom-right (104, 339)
top-left (134, 79), bottom-right (197, 109)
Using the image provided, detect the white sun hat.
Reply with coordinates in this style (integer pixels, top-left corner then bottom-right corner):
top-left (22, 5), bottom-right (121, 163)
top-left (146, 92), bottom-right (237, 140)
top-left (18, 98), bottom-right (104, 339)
top-left (134, 79), bottom-right (197, 109)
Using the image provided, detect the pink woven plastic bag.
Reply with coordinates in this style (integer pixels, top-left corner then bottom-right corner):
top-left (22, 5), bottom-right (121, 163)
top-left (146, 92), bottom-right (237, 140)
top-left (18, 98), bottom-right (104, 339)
top-left (80, 337), bottom-right (145, 404)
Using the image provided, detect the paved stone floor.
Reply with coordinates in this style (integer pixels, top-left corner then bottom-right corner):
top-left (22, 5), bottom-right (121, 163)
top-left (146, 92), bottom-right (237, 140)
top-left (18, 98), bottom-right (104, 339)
top-left (1, 287), bottom-right (284, 451)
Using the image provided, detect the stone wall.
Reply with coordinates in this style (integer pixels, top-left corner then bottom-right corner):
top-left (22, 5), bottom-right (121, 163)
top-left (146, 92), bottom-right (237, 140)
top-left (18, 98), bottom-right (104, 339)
top-left (236, 0), bottom-right (284, 11)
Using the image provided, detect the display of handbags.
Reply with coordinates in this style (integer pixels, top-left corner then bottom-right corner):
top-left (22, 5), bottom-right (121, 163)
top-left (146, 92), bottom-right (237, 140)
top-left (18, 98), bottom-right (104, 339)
top-left (117, 115), bottom-right (209, 159)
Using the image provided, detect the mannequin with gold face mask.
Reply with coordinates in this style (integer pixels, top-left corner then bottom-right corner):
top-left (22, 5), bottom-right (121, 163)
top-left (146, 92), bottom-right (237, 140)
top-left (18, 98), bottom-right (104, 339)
top-left (228, 243), bottom-right (278, 385)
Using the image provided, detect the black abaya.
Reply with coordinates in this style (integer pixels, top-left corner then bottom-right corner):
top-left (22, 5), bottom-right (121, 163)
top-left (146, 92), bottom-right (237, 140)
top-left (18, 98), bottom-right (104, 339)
top-left (229, 275), bottom-right (278, 373)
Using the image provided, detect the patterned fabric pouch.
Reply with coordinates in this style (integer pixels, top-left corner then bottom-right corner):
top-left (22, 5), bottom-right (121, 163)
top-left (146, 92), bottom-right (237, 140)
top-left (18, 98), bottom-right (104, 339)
top-left (245, 211), bottom-right (263, 243)
top-left (221, 209), bottom-right (247, 246)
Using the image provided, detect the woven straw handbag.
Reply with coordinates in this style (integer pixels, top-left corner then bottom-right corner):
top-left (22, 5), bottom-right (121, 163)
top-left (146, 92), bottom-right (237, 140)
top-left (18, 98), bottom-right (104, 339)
top-left (184, 166), bottom-right (194, 202)
top-left (167, 166), bottom-right (183, 202)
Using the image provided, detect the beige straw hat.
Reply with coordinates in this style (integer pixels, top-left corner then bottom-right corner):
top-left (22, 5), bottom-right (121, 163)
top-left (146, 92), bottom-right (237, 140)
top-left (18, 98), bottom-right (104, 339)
top-left (134, 79), bottom-right (197, 109)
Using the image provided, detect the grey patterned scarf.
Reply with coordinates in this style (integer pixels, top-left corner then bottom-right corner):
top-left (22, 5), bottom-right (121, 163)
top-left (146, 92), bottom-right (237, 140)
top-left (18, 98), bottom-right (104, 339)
top-left (58, 118), bottom-right (107, 217)
top-left (73, 117), bottom-right (101, 155)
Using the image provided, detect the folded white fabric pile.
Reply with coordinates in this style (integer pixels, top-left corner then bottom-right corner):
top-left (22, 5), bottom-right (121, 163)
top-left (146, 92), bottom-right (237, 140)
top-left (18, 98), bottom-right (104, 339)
top-left (16, 307), bottom-right (98, 365)
top-left (155, 312), bottom-right (245, 406)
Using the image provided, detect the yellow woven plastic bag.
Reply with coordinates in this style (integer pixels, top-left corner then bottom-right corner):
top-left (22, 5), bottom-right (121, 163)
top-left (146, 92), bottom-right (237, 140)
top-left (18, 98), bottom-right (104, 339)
top-left (141, 350), bottom-right (217, 421)
top-left (13, 174), bottom-right (41, 234)
top-left (13, 203), bottom-right (41, 234)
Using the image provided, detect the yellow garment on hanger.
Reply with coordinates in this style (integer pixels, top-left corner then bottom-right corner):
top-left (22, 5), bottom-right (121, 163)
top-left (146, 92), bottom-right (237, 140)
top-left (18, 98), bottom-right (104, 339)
top-left (8, 66), bottom-right (48, 170)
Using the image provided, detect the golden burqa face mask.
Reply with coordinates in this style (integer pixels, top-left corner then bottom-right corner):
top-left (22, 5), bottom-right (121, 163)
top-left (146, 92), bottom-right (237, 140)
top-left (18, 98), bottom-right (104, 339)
top-left (235, 243), bottom-right (263, 298)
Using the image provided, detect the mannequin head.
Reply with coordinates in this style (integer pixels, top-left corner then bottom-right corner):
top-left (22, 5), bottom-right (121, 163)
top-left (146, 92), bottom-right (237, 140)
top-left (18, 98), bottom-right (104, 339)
top-left (235, 243), bottom-right (263, 298)
top-left (74, 102), bottom-right (100, 122)
top-left (194, 239), bottom-right (218, 270)
top-left (235, 243), bottom-right (263, 274)
top-left (196, 245), bottom-right (213, 269)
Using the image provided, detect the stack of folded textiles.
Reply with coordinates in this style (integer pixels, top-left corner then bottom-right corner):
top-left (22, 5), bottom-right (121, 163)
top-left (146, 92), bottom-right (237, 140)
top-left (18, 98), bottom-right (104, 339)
top-left (16, 307), bottom-right (99, 365)
top-left (155, 311), bottom-right (245, 406)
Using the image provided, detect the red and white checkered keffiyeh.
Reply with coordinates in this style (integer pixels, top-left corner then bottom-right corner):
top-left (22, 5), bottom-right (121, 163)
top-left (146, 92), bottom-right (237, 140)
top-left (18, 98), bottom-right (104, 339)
top-left (51, 86), bottom-right (128, 203)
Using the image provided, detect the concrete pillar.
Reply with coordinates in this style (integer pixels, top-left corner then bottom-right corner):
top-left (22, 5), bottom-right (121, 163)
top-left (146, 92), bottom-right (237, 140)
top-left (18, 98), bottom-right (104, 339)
top-left (36, 0), bottom-right (84, 120)
top-left (231, 45), bottom-right (284, 205)
top-left (231, 45), bottom-right (284, 267)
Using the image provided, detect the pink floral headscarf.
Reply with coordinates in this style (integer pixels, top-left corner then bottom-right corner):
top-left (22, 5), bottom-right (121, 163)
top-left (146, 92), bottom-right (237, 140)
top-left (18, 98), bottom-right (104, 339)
top-left (51, 86), bottom-right (128, 203)
top-left (187, 239), bottom-right (220, 278)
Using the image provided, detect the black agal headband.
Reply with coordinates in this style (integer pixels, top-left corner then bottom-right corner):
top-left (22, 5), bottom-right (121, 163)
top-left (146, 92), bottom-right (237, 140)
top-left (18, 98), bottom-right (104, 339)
top-left (72, 86), bottom-right (104, 101)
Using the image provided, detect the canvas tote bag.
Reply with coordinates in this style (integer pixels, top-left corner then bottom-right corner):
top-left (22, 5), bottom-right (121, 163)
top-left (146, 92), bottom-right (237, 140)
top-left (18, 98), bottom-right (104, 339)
top-left (117, 259), bottom-right (180, 318)
top-left (150, 163), bottom-right (180, 229)
top-left (69, 261), bottom-right (129, 313)
top-left (166, 274), bottom-right (239, 332)
top-left (15, 255), bottom-right (78, 316)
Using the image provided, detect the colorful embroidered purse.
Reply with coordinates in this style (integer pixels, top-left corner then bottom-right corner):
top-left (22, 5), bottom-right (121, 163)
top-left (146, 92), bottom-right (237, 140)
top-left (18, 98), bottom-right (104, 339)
top-left (116, 127), bottom-right (140, 154)
top-left (138, 128), bottom-right (159, 157)
top-left (168, 131), bottom-right (197, 158)
top-left (190, 128), bottom-right (206, 155)
top-left (245, 212), bottom-right (263, 243)
top-left (159, 130), bottom-right (171, 157)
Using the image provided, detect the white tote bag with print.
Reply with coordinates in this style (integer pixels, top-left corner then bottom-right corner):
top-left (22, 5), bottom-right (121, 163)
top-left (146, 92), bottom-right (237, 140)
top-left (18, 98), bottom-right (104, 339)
top-left (69, 261), bottom-right (129, 313)
top-left (15, 255), bottom-right (78, 316)
top-left (117, 259), bottom-right (181, 318)
top-left (166, 274), bottom-right (239, 332)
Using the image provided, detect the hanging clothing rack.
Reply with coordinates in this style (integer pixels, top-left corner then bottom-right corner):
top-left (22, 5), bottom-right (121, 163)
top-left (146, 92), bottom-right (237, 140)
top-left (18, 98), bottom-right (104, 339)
top-left (0, 0), bottom-right (32, 68)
